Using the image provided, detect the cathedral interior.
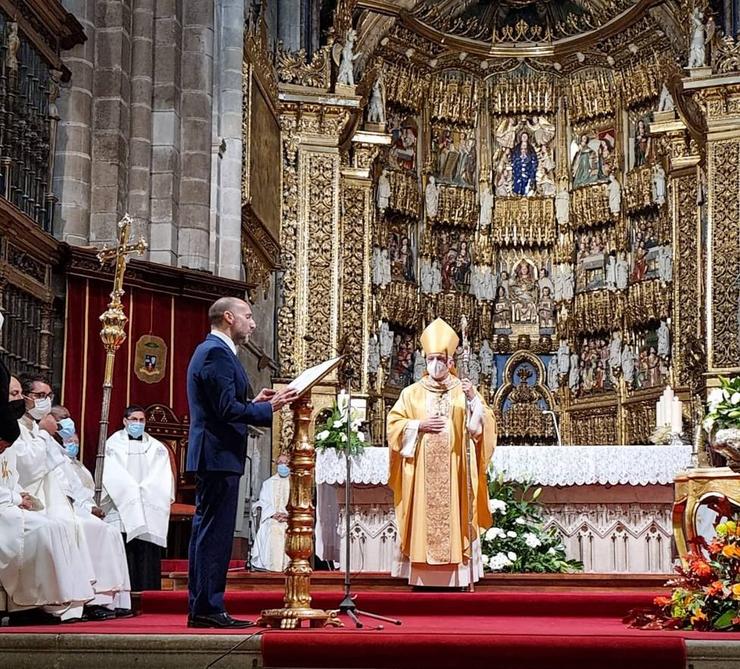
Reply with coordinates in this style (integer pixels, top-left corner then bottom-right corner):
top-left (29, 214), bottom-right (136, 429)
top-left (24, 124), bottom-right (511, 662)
top-left (0, 0), bottom-right (739, 555)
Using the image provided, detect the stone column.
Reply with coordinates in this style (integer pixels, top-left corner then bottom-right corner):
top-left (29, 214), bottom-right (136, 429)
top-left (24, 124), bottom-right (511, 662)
top-left (149, 0), bottom-right (182, 266)
top-left (127, 0), bottom-right (155, 237)
top-left (177, 0), bottom-right (214, 270)
top-left (89, 0), bottom-right (132, 244)
top-left (55, 0), bottom-right (96, 245)
top-left (209, 0), bottom-right (245, 279)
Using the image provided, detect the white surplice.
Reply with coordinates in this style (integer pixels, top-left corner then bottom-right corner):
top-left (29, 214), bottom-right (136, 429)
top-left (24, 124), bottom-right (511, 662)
top-left (101, 430), bottom-right (174, 548)
top-left (251, 474), bottom-right (289, 571)
top-left (0, 446), bottom-right (95, 612)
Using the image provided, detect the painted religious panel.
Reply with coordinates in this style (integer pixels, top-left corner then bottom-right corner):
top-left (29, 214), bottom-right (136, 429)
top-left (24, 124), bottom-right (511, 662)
top-left (626, 326), bottom-right (670, 391)
top-left (575, 335), bottom-right (615, 395)
top-left (569, 128), bottom-right (615, 188)
top-left (388, 330), bottom-right (415, 388)
top-left (575, 228), bottom-right (618, 292)
top-left (386, 216), bottom-right (417, 283)
top-left (434, 229), bottom-right (474, 292)
top-left (629, 216), bottom-right (663, 283)
top-left (388, 110), bottom-right (418, 173)
top-left (431, 124), bottom-right (477, 188)
top-left (493, 255), bottom-right (555, 335)
top-left (492, 116), bottom-right (556, 197)
top-left (628, 114), bottom-right (653, 171)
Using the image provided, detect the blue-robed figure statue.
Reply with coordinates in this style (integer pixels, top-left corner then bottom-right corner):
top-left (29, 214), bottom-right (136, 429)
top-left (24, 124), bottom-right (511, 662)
top-left (511, 131), bottom-right (538, 196)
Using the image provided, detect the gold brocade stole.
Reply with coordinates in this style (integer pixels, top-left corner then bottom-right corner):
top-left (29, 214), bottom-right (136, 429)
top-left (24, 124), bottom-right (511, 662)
top-left (425, 387), bottom-right (452, 563)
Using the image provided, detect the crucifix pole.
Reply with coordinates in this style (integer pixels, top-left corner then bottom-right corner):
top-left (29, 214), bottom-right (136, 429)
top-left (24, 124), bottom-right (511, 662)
top-left (92, 214), bottom-right (148, 506)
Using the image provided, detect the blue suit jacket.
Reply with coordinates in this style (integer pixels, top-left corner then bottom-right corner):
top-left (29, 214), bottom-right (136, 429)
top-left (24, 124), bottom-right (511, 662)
top-left (186, 334), bottom-right (273, 474)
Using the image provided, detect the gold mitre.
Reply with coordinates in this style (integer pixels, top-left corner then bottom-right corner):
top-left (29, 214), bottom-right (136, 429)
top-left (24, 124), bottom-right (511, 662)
top-left (420, 318), bottom-right (459, 357)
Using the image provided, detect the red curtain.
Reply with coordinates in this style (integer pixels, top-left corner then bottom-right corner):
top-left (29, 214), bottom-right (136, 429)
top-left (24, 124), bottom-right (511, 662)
top-left (62, 274), bottom-right (211, 472)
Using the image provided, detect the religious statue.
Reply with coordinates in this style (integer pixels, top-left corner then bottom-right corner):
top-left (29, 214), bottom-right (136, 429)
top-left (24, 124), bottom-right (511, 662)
top-left (5, 22), bottom-right (20, 74)
top-left (510, 261), bottom-right (538, 323)
top-left (562, 264), bottom-right (574, 301)
top-left (420, 257), bottom-right (433, 294)
top-left (479, 181), bottom-right (493, 227)
top-left (469, 264), bottom-right (483, 300)
top-left (538, 287), bottom-right (555, 329)
top-left (609, 332), bottom-right (622, 371)
top-left (367, 74), bottom-right (385, 124)
top-left (372, 246), bottom-right (384, 286)
top-left (430, 258), bottom-right (442, 294)
top-left (368, 335), bottom-right (380, 373)
top-left (387, 318), bottom-right (496, 588)
top-left (490, 359), bottom-right (498, 390)
top-left (568, 352), bottom-right (580, 391)
top-left (379, 321), bottom-right (394, 359)
top-left (572, 134), bottom-right (597, 187)
top-left (512, 131), bottom-right (538, 196)
top-left (381, 248), bottom-right (392, 286)
top-left (479, 265), bottom-right (496, 301)
top-left (605, 252), bottom-right (617, 291)
top-left (547, 356), bottom-right (559, 391)
top-left (658, 84), bottom-right (675, 112)
top-left (468, 350), bottom-right (481, 387)
top-left (607, 174), bottom-right (621, 215)
top-left (413, 348), bottom-right (426, 382)
top-left (651, 164), bottom-right (666, 206)
top-left (621, 345), bottom-right (635, 386)
top-left (557, 339), bottom-right (570, 375)
top-left (616, 251), bottom-right (629, 290)
top-left (658, 244), bottom-right (673, 283)
top-left (538, 266), bottom-right (554, 297)
top-left (425, 176), bottom-right (439, 219)
top-left (493, 286), bottom-right (512, 330)
top-left (657, 320), bottom-right (671, 358)
top-left (377, 169), bottom-right (391, 212)
top-left (633, 119), bottom-right (651, 168)
top-left (337, 29), bottom-right (359, 87)
top-left (688, 8), bottom-right (707, 68)
top-left (479, 339), bottom-right (493, 377)
top-left (555, 179), bottom-right (570, 226)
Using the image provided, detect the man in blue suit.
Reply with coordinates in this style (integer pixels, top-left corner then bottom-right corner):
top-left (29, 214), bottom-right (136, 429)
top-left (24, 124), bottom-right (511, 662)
top-left (186, 297), bottom-right (297, 628)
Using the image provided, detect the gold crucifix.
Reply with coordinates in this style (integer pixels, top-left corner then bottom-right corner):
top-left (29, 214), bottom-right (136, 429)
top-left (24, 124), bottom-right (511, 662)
top-left (92, 214), bottom-right (148, 505)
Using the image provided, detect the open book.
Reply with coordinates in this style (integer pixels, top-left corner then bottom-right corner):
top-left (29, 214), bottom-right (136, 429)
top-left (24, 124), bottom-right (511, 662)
top-left (287, 355), bottom-right (344, 398)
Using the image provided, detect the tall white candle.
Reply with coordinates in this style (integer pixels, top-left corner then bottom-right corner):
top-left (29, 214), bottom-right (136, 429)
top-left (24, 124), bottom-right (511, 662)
top-left (656, 399), bottom-right (663, 428)
top-left (671, 397), bottom-right (683, 434)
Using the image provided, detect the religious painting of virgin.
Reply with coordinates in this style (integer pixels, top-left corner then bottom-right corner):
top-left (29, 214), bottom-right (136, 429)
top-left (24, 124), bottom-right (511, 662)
top-left (570, 129), bottom-right (615, 188)
top-left (437, 230), bottom-right (473, 292)
top-left (388, 110), bottom-right (417, 173)
top-left (389, 332), bottom-right (415, 387)
top-left (630, 116), bottom-right (652, 170)
top-left (431, 125), bottom-right (477, 188)
top-left (387, 219), bottom-right (416, 283)
top-left (493, 116), bottom-right (556, 198)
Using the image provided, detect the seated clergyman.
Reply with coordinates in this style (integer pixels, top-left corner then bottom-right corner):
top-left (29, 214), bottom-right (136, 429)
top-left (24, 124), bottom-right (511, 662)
top-left (251, 453), bottom-right (290, 571)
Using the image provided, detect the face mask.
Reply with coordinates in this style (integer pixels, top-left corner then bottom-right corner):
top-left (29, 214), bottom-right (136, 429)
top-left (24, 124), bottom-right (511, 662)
top-left (8, 399), bottom-right (26, 420)
top-left (126, 422), bottom-right (145, 439)
top-left (426, 359), bottom-right (448, 381)
top-left (28, 397), bottom-right (52, 420)
top-left (57, 417), bottom-right (76, 440)
top-left (277, 463), bottom-right (290, 478)
top-left (64, 441), bottom-right (79, 458)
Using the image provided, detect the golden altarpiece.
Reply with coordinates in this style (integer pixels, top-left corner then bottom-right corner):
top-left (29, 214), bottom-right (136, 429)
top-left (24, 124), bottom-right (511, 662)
top-left (239, 0), bottom-right (740, 583)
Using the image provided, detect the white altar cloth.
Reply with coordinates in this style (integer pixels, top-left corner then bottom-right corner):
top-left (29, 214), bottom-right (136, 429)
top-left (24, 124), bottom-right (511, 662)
top-left (316, 444), bottom-right (693, 488)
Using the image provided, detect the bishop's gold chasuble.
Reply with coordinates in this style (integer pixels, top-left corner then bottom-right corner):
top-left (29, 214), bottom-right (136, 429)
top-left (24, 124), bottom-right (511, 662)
top-left (387, 376), bottom-right (496, 569)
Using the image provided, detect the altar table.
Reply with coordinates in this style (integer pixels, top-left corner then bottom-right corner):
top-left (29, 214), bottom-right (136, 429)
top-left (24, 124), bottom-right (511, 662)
top-left (315, 445), bottom-right (692, 574)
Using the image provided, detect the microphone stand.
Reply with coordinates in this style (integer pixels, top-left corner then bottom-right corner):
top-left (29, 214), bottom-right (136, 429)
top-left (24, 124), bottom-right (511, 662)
top-left (338, 368), bottom-right (401, 629)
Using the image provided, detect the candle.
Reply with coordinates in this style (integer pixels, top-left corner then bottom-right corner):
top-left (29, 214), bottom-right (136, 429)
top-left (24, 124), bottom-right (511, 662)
top-left (671, 397), bottom-right (683, 435)
top-left (656, 398), bottom-right (663, 428)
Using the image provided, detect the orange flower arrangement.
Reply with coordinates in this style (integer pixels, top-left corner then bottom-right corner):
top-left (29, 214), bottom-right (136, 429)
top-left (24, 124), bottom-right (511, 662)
top-left (626, 499), bottom-right (740, 632)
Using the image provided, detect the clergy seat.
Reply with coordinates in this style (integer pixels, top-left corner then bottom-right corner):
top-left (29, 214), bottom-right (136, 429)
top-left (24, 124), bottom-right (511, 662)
top-left (144, 404), bottom-right (196, 557)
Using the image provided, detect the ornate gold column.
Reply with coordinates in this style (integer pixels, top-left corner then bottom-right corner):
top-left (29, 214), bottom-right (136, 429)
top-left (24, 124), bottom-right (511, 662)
top-left (684, 77), bottom-right (740, 382)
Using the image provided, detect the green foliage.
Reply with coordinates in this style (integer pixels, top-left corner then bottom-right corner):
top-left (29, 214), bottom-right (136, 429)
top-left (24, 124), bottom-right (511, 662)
top-left (481, 473), bottom-right (582, 574)
top-left (314, 399), bottom-right (366, 456)
top-left (704, 376), bottom-right (740, 433)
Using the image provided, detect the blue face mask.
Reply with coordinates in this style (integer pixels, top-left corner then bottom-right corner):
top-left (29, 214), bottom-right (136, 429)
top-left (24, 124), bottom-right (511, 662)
top-left (126, 422), bottom-right (145, 439)
top-left (57, 417), bottom-right (76, 441)
top-left (64, 441), bottom-right (79, 458)
top-left (277, 463), bottom-right (290, 478)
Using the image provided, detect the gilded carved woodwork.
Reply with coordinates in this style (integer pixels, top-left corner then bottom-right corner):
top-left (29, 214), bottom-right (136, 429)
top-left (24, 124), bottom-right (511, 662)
top-left (625, 279), bottom-right (672, 329)
top-left (491, 197), bottom-right (556, 245)
top-left (570, 183), bottom-right (615, 230)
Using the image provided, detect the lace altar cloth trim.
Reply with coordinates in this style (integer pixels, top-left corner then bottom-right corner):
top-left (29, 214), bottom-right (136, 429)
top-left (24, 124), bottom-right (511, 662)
top-left (315, 445), bottom-right (693, 487)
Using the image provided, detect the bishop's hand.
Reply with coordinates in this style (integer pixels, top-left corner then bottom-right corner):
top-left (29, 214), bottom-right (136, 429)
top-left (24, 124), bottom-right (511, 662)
top-left (18, 492), bottom-right (33, 510)
top-left (419, 416), bottom-right (446, 434)
top-left (461, 378), bottom-right (476, 401)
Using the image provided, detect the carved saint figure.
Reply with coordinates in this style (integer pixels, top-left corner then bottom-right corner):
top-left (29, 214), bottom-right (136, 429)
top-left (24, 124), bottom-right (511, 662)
top-left (651, 164), bottom-right (666, 206)
top-left (616, 251), bottom-right (629, 290)
top-left (572, 134), bottom-right (597, 187)
top-left (493, 286), bottom-right (512, 330)
top-left (688, 8), bottom-right (706, 68)
top-left (5, 22), bottom-right (20, 73)
top-left (633, 119), bottom-right (651, 168)
top-left (368, 335), bottom-right (380, 373)
top-left (538, 287), bottom-right (555, 329)
top-left (425, 176), bottom-right (439, 218)
top-left (430, 258), bottom-right (442, 294)
top-left (622, 345), bottom-right (635, 386)
top-left (510, 261), bottom-right (538, 323)
top-left (420, 257), bottom-right (433, 294)
top-left (413, 348), bottom-right (426, 382)
top-left (337, 29), bottom-right (359, 87)
top-left (657, 320), bottom-right (671, 359)
top-left (607, 174), bottom-right (621, 215)
top-left (547, 356), bottom-right (559, 391)
top-left (658, 84), bottom-right (675, 112)
top-left (512, 131), bottom-right (538, 196)
top-left (658, 244), bottom-right (673, 283)
top-left (557, 340), bottom-right (570, 375)
top-left (555, 179), bottom-right (570, 226)
top-left (479, 181), bottom-right (493, 227)
top-left (609, 332), bottom-right (622, 371)
top-left (479, 339), bottom-right (493, 377)
top-left (377, 169), bottom-right (391, 211)
top-left (605, 252), bottom-right (617, 291)
top-left (379, 321), bottom-right (394, 359)
top-left (367, 75), bottom-right (385, 124)
top-left (568, 352), bottom-right (580, 391)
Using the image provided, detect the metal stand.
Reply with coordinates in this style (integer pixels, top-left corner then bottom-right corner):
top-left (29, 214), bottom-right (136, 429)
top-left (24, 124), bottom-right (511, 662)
top-left (338, 370), bottom-right (402, 629)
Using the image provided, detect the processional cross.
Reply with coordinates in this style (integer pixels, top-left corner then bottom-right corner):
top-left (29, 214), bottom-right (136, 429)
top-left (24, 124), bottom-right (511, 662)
top-left (92, 214), bottom-right (148, 505)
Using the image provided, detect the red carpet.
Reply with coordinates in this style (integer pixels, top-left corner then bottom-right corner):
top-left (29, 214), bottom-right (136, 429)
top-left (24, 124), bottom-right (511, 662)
top-left (5, 590), bottom-right (739, 668)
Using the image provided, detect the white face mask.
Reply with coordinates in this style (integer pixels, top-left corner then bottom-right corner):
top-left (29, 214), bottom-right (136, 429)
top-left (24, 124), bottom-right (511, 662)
top-left (426, 358), bottom-right (448, 381)
top-left (28, 397), bottom-right (52, 420)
